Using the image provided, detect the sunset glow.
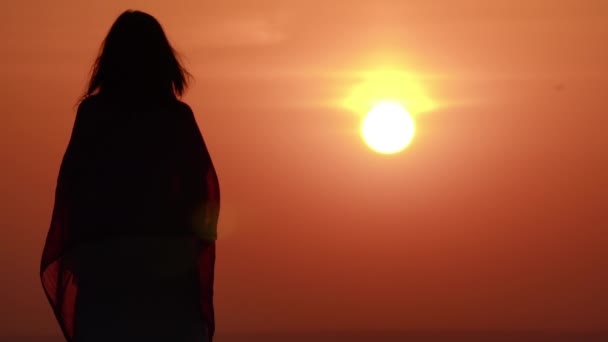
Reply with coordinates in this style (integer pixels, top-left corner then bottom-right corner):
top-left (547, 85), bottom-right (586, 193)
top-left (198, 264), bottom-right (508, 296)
top-left (343, 68), bottom-right (435, 115)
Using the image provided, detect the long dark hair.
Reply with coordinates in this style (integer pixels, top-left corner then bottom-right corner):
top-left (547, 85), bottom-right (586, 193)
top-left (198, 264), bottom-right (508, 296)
top-left (83, 10), bottom-right (191, 100)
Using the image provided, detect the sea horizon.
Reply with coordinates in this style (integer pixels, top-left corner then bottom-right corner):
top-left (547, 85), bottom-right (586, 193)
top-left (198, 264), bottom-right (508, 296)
top-left (5, 330), bottom-right (608, 342)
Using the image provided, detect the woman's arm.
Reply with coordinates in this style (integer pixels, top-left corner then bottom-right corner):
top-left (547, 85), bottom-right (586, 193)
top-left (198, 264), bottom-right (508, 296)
top-left (175, 103), bottom-right (220, 241)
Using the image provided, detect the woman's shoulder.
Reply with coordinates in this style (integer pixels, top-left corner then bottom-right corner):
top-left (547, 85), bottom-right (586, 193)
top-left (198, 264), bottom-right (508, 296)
top-left (173, 100), bottom-right (198, 125)
top-left (71, 95), bottom-right (103, 128)
top-left (174, 100), bottom-right (194, 115)
top-left (77, 95), bottom-right (195, 121)
top-left (77, 94), bottom-right (104, 114)
top-left (79, 94), bottom-right (186, 109)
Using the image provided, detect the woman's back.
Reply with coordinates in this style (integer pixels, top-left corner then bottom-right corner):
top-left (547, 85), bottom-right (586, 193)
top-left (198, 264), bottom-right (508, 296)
top-left (67, 96), bottom-right (191, 237)
top-left (42, 95), bottom-right (219, 342)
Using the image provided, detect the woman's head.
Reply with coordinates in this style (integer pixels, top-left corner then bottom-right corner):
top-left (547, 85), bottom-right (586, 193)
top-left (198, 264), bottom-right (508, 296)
top-left (84, 10), bottom-right (190, 100)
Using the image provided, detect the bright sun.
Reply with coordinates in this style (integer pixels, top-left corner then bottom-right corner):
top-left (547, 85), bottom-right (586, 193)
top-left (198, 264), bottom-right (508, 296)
top-left (362, 101), bottom-right (415, 154)
top-left (342, 67), bottom-right (434, 154)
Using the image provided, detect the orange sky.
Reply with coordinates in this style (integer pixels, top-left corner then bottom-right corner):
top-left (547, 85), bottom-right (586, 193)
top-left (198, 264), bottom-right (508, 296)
top-left (1, 0), bottom-right (607, 337)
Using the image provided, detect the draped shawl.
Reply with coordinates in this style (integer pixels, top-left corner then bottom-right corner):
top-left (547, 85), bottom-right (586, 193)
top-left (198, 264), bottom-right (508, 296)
top-left (40, 95), bottom-right (220, 341)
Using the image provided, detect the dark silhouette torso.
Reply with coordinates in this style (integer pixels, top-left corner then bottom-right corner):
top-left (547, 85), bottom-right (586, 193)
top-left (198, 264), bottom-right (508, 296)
top-left (42, 94), bottom-right (218, 342)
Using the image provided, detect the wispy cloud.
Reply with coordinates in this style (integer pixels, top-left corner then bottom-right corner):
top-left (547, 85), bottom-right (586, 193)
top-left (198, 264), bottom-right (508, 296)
top-left (179, 14), bottom-right (289, 48)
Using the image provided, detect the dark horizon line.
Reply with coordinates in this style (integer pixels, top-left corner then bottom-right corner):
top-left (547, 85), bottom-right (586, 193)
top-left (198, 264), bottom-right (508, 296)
top-left (12, 329), bottom-right (608, 336)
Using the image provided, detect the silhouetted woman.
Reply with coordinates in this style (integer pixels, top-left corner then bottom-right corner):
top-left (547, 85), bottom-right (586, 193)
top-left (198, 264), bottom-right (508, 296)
top-left (40, 10), bottom-right (219, 342)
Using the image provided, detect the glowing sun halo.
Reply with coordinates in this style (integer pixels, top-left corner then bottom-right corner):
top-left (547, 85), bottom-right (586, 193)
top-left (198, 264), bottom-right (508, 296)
top-left (362, 101), bottom-right (415, 154)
